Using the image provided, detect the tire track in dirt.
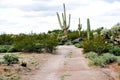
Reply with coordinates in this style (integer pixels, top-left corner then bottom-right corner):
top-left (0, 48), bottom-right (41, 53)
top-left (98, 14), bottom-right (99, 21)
top-left (30, 45), bottom-right (118, 80)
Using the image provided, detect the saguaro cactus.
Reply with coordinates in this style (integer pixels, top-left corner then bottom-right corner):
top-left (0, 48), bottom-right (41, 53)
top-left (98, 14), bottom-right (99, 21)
top-left (56, 3), bottom-right (71, 38)
top-left (87, 18), bottom-right (91, 40)
top-left (78, 18), bottom-right (82, 37)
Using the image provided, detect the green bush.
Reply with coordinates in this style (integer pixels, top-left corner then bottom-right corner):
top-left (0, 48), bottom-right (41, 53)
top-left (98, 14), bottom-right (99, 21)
top-left (0, 45), bottom-right (11, 53)
top-left (86, 52), bottom-right (117, 67)
top-left (0, 45), bottom-right (17, 53)
top-left (0, 78), bottom-right (3, 80)
top-left (85, 52), bottom-right (98, 60)
top-left (74, 43), bottom-right (83, 48)
top-left (65, 40), bottom-right (72, 45)
top-left (68, 31), bottom-right (79, 41)
top-left (102, 53), bottom-right (117, 64)
top-left (117, 60), bottom-right (120, 66)
top-left (0, 34), bottom-right (14, 45)
top-left (3, 54), bottom-right (19, 65)
top-left (82, 36), bottom-right (109, 54)
top-left (13, 33), bottom-right (58, 53)
top-left (93, 57), bottom-right (105, 67)
top-left (7, 46), bottom-right (18, 52)
top-left (109, 46), bottom-right (120, 56)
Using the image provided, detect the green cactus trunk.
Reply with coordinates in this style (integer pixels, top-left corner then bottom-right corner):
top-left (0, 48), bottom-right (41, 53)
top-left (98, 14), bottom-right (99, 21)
top-left (87, 18), bottom-right (91, 40)
top-left (78, 18), bottom-right (82, 37)
top-left (56, 3), bottom-right (71, 39)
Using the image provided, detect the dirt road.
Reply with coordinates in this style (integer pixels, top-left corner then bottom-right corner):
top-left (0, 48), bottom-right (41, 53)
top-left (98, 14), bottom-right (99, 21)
top-left (30, 45), bottom-right (118, 80)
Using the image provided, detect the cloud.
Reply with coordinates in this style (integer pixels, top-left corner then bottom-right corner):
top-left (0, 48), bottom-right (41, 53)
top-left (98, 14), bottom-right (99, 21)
top-left (0, 0), bottom-right (120, 34)
top-left (103, 0), bottom-right (120, 3)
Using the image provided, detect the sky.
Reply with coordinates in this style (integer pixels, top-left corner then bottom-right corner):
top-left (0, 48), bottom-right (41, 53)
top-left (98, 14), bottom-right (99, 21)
top-left (0, 0), bottom-right (120, 34)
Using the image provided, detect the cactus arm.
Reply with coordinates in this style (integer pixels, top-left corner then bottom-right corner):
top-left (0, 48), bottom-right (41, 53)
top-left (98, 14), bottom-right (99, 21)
top-left (62, 13), bottom-right (66, 30)
top-left (78, 18), bottom-right (82, 30)
top-left (78, 18), bottom-right (82, 37)
top-left (79, 18), bottom-right (80, 24)
top-left (63, 3), bottom-right (67, 27)
top-left (56, 12), bottom-right (63, 29)
top-left (87, 18), bottom-right (91, 40)
top-left (67, 14), bottom-right (71, 30)
top-left (87, 18), bottom-right (90, 31)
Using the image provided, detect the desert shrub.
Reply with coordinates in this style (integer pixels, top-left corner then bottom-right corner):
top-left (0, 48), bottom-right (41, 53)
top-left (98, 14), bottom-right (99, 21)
top-left (82, 36), bottom-right (109, 54)
top-left (117, 60), bottom-right (120, 66)
top-left (0, 45), bottom-right (17, 53)
top-left (65, 40), bottom-right (72, 45)
top-left (100, 29), bottom-right (111, 40)
top-left (68, 31), bottom-right (79, 41)
top-left (0, 61), bottom-right (6, 65)
top-left (74, 43), bottom-right (83, 48)
top-left (93, 57), bottom-right (106, 67)
top-left (42, 37), bottom-right (58, 53)
top-left (0, 45), bottom-right (11, 53)
top-left (93, 58), bottom-right (105, 66)
top-left (93, 53), bottom-right (117, 67)
top-left (0, 34), bottom-right (14, 45)
top-left (85, 52), bottom-right (98, 60)
top-left (102, 53), bottom-right (117, 64)
top-left (86, 52), bottom-right (117, 67)
top-left (13, 34), bottom-right (36, 52)
top-left (111, 23), bottom-right (120, 37)
top-left (3, 54), bottom-right (19, 65)
top-left (0, 78), bottom-right (3, 80)
top-left (7, 46), bottom-right (18, 52)
top-left (13, 33), bottom-right (58, 53)
top-left (110, 23), bottom-right (120, 45)
top-left (109, 46), bottom-right (120, 56)
top-left (117, 61), bottom-right (120, 66)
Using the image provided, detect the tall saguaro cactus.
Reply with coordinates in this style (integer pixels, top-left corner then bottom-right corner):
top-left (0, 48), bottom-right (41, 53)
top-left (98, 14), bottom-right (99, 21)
top-left (87, 18), bottom-right (91, 40)
top-left (56, 3), bottom-right (71, 38)
top-left (78, 18), bottom-right (82, 37)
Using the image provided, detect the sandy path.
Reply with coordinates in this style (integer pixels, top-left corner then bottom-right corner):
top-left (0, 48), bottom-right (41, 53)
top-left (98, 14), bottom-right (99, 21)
top-left (30, 45), bottom-right (118, 80)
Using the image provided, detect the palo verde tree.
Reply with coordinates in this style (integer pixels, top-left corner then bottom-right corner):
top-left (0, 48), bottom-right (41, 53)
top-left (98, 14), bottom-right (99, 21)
top-left (56, 3), bottom-right (71, 39)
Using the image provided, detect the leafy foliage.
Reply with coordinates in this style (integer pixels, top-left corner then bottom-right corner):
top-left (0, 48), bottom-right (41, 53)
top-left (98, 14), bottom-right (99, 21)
top-left (12, 33), bottom-right (58, 53)
top-left (93, 57), bottom-right (105, 67)
top-left (102, 53), bottom-right (117, 64)
top-left (0, 45), bottom-right (11, 53)
top-left (82, 36), bottom-right (109, 54)
top-left (85, 52), bottom-right (98, 60)
top-left (0, 34), bottom-right (14, 45)
top-left (85, 52), bottom-right (117, 67)
top-left (74, 43), bottom-right (83, 48)
top-left (109, 46), bottom-right (120, 56)
top-left (3, 54), bottom-right (19, 65)
top-left (110, 23), bottom-right (120, 45)
top-left (68, 31), bottom-right (79, 41)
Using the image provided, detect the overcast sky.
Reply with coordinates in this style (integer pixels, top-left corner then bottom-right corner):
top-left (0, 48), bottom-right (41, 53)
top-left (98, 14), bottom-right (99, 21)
top-left (0, 0), bottom-right (120, 34)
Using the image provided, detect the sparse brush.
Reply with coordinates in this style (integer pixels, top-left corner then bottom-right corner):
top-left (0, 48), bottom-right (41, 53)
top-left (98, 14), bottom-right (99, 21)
top-left (85, 52), bottom-right (98, 60)
top-left (118, 60), bottom-right (120, 66)
top-left (3, 54), bottom-right (19, 66)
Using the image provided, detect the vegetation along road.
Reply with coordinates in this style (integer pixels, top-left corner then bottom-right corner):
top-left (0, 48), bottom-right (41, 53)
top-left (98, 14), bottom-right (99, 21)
top-left (30, 45), bottom-right (118, 80)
